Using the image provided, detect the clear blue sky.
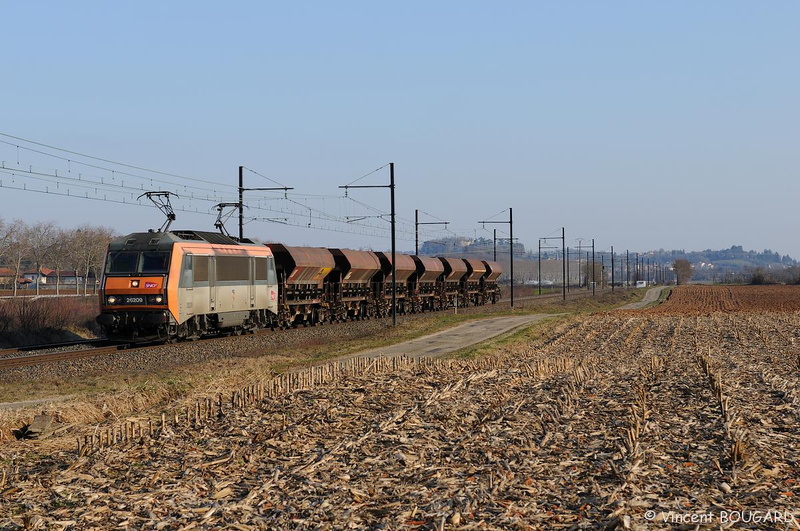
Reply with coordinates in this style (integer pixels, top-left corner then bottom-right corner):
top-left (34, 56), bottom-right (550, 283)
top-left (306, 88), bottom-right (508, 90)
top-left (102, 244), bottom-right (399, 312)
top-left (2, 2), bottom-right (798, 258)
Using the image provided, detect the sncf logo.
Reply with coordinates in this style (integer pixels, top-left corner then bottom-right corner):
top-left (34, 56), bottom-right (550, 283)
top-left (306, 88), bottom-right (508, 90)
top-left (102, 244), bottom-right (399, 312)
top-left (144, 282), bottom-right (158, 288)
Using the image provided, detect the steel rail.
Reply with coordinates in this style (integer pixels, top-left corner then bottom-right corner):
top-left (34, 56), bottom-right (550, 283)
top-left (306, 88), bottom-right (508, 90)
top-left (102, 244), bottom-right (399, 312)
top-left (0, 345), bottom-right (130, 370)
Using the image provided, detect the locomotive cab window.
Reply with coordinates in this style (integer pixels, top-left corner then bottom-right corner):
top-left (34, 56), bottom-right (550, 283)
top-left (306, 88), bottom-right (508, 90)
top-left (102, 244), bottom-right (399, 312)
top-left (140, 251), bottom-right (171, 273)
top-left (255, 256), bottom-right (278, 284)
top-left (106, 251), bottom-right (138, 274)
top-left (255, 258), bottom-right (268, 281)
top-left (105, 250), bottom-right (170, 274)
top-left (194, 256), bottom-right (209, 282)
top-left (267, 256), bottom-right (277, 285)
top-left (181, 254), bottom-right (193, 287)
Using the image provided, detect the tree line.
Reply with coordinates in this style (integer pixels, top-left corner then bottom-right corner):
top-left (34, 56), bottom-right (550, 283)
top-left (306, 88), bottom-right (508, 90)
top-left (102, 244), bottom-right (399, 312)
top-left (0, 218), bottom-right (116, 296)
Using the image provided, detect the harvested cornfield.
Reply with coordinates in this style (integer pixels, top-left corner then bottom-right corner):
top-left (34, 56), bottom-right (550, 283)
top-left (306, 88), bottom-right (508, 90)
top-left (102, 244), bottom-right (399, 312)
top-left (639, 284), bottom-right (800, 314)
top-left (1, 286), bottom-right (799, 529)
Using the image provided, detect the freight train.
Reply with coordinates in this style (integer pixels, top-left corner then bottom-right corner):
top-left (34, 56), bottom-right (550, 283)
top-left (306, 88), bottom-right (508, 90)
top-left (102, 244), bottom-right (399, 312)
top-left (96, 230), bottom-right (502, 341)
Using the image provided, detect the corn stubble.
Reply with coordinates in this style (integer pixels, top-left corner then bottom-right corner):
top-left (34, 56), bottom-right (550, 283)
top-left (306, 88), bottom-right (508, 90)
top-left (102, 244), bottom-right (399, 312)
top-left (1, 286), bottom-right (799, 529)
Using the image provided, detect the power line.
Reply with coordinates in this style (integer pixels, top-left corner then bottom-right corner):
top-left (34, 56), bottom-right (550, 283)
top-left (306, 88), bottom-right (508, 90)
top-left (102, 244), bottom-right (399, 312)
top-left (0, 132), bottom-right (234, 189)
top-left (343, 163), bottom-right (390, 187)
top-left (0, 140), bottom-right (235, 197)
top-left (0, 164), bottom-right (227, 202)
top-left (0, 134), bottom-right (487, 246)
top-left (242, 166), bottom-right (290, 189)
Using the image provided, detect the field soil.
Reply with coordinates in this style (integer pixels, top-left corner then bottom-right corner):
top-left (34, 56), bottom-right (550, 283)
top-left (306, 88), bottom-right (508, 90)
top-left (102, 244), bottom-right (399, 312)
top-left (1, 285), bottom-right (799, 529)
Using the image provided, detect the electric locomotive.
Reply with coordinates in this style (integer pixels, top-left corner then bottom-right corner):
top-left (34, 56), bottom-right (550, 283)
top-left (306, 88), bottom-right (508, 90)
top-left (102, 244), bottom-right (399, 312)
top-left (97, 230), bottom-right (279, 341)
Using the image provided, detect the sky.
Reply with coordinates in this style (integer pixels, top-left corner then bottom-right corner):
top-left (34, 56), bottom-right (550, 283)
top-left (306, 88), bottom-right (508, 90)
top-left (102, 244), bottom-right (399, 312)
top-left (2, 2), bottom-right (798, 258)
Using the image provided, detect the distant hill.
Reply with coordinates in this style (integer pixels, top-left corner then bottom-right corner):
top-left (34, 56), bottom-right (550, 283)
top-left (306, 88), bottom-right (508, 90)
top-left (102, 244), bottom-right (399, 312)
top-left (415, 239), bottom-right (799, 284)
top-left (640, 246), bottom-right (797, 282)
top-left (419, 236), bottom-right (525, 257)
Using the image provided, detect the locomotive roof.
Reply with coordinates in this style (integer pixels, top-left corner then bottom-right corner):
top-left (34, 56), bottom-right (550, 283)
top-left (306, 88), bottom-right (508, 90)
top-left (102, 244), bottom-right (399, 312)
top-left (170, 230), bottom-right (255, 245)
top-left (111, 230), bottom-right (255, 248)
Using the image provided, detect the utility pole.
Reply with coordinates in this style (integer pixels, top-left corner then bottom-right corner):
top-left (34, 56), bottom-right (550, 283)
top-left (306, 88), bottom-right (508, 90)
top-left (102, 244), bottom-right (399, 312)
top-left (586, 252), bottom-right (590, 291)
top-left (238, 165), bottom-right (293, 240)
top-left (592, 238), bottom-right (597, 297)
top-left (391, 164), bottom-right (395, 326)
top-left (478, 208), bottom-right (514, 307)
top-left (601, 254), bottom-right (605, 289)
top-left (238, 165), bottom-right (244, 239)
top-left (415, 209), bottom-right (449, 255)
top-left (493, 229), bottom-right (497, 261)
top-left (611, 246), bottom-right (615, 292)
top-left (562, 227), bottom-right (566, 301)
top-left (340, 163), bottom-right (397, 326)
top-left (566, 247), bottom-right (570, 292)
top-left (626, 250), bottom-right (630, 287)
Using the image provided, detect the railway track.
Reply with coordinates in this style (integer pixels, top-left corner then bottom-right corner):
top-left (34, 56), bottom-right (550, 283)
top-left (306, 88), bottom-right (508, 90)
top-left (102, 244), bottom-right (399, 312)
top-left (0, 345), bottom-right (132, 370)
top-left (0, 338), bottom-right (112, 357)
top-left (0, 288), bottom-right (626, 371)
top-left (0, 339), bottom-right (137, 371)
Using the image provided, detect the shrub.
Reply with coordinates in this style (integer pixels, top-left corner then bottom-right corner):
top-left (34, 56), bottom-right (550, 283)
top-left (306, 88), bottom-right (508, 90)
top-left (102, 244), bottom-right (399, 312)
top-left (0, 296), bottom-right (100, 342)
top-left (0, 300), bottom-right (12, 334)
top-left (749, 267), bottom-right (776, 285)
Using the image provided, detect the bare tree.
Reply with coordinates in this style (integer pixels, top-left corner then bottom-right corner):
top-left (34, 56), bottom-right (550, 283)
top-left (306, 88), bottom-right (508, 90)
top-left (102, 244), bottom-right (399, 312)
top-left (74, 226), bottom-right (116, 295)
top-left (673, 258), bottom-right (692, 286)
top-left (26, 222), bottom-right (57, 295)
top-left (6, 220), bottom-right (31, 297)
top-left (0, 218), bottom-right (13, 289)
top-left (65, 229), bottom-right (85, 295)
top-left (0, 218), bottom-right (11, 259)
top-left (91, 227), bottom-right (116, 294)
top-left (48, 228), bottom-right (75, 295)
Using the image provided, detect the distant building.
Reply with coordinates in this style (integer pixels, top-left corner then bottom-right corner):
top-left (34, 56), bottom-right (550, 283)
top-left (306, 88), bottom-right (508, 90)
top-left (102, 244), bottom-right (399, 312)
top-left (0, 267), bottom-right (32, 289)
top-left (21, 269), bottom-right (87, 287)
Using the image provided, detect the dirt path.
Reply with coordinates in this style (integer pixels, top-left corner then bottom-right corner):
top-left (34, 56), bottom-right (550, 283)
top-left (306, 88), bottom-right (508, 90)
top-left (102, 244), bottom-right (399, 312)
top-left (345, 287), bottom-right (666, 360)
top-left (617, 286), bottom-right (669, 310)
top-left (345, 313), bottom-right (557, 359)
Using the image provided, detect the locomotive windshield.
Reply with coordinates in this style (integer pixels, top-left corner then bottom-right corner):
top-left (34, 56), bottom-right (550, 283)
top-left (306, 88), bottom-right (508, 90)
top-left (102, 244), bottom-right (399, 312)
top-left (141, 251), bottom-right (171, 273)
top-left (106, 251), bottom-right (138, 273)
top-left (106, 251), bottom-right (171, 274)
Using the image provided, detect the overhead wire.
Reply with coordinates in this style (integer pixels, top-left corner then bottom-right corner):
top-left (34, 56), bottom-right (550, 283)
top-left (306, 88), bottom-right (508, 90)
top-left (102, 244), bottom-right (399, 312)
top-left (0, 140), bottom-right (235, 198)
top-left (342, 163), bottom-right (390, 187)
top-left (0, 132), bottom-right (234, 189)
top-left (0, 164), bottom-right (228, 205)
top-left (242, 166), bottom-right (290, 189)
top-left (1, 135), bottom-right (498, 247)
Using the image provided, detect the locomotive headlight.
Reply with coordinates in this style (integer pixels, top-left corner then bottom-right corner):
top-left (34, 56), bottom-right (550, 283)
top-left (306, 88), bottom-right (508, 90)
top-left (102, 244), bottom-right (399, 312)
top-left (107, 296), bottom-right (118, 304)
top-left (131, 280), bottom-right (140, 288)
top-left (154, 295), bottom-right (163, 303)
